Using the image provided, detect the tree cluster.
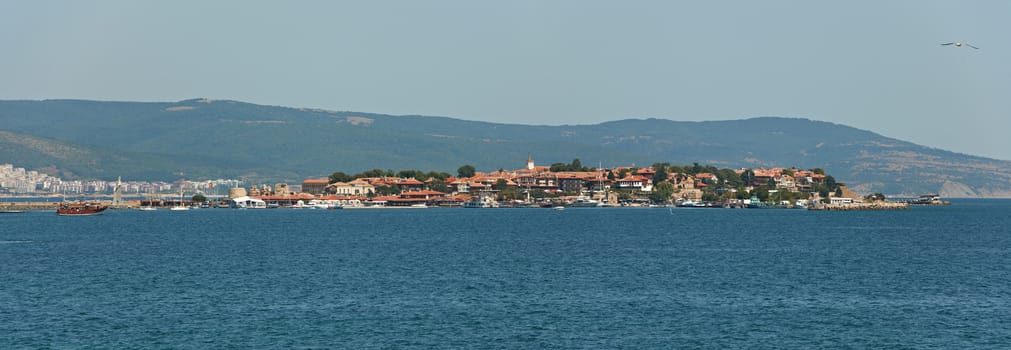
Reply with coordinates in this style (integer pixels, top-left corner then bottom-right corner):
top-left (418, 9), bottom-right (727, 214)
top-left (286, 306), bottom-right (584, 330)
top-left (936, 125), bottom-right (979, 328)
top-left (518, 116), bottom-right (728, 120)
top-left (329, 169), bottom-right (451, 184)
top-left (549, 159), bottom-right (593, 172)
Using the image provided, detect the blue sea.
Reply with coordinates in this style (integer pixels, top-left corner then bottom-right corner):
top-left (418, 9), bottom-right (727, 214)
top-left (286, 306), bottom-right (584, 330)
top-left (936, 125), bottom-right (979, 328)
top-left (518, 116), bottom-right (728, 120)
top-left (2, 200), bottom-right (1010, 348)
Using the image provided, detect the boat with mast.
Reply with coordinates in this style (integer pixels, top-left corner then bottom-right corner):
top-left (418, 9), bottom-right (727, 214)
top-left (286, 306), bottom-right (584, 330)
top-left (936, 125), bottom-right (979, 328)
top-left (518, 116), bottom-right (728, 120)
top-left (170, 186), bottom-right (189, 211)
top-left (57, 202), bottom-right (108, 216)
top-left (139, 189), bottom-right (157, 211)
top-left (56, 190), bottom-right (108, 216)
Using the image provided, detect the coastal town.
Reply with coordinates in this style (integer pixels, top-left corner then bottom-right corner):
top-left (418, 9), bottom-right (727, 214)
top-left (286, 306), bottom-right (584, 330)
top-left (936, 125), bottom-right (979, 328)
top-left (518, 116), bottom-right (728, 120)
top-left (2, 156), bottom-right (927, 212)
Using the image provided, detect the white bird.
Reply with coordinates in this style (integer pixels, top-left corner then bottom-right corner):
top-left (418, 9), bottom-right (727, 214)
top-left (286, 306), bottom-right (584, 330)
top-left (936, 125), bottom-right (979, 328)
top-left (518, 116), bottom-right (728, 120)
top-left (941, 42), bottom-right (979, 49)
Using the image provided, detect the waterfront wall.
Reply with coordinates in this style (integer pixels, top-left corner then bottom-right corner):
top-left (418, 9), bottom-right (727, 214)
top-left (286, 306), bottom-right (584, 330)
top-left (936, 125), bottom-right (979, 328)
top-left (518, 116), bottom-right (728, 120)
top-left (1, 202), bottom-right (61, 210)
top-left (810, 202), bottom-right (909, 211)
top-left (0, 201), bottom-right (136, 211)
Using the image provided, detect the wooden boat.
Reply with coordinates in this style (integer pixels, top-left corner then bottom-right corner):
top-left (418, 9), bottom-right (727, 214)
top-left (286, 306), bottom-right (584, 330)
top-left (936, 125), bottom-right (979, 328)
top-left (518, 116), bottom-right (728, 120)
top-left (57, 202), bottom-right (108, 216)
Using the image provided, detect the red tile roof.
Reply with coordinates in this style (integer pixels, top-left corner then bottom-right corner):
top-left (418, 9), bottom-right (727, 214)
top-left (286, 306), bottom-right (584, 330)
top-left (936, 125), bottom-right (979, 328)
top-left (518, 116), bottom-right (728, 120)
top-left (401, 190), bottom-right (447, 196)
top-left (371, 195), bottom-right (400, 201)
top-left (397, 178), bottom-right (424, 185)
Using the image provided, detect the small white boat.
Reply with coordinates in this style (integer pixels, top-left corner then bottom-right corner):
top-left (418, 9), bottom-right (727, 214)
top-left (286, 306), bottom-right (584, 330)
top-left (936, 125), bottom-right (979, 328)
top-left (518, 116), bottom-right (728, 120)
top-left (170, 189), bottom-right (189, 210)
top-left (552, 206), bottom-right (565, 211)
top-left (569, 196), bottom-right (601, 207)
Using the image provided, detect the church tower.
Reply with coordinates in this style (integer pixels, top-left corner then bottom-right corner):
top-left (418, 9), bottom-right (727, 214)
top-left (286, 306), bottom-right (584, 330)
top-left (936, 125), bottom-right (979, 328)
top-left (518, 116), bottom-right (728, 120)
top-left (526, 155), bottom-right (535, 170)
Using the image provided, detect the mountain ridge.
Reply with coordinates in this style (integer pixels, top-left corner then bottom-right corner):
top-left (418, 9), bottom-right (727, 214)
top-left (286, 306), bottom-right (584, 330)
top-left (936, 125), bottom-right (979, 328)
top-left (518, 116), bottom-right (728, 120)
top-left (2, 98), bottom-right (1009, 197)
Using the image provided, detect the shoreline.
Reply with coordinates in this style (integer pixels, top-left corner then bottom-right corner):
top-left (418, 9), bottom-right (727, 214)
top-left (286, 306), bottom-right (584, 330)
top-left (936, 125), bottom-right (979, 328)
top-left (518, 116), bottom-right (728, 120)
top-left (809, 202), bottom-right (909, 211)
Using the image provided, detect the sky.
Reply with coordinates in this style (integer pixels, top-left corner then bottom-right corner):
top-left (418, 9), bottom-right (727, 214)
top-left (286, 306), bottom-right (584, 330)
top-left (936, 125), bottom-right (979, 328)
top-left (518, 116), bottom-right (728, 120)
top-left (2, 1), bottom-right (1009, 160)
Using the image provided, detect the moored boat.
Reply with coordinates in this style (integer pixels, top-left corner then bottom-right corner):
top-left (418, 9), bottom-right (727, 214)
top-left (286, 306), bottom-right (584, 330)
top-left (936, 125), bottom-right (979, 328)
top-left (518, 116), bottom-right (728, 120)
top-left (569, 196), bottom-right (601, 207)
top-left (908, 194), bottom-right (950, 205)
top-left (57, 202), bottom-right (108, 216)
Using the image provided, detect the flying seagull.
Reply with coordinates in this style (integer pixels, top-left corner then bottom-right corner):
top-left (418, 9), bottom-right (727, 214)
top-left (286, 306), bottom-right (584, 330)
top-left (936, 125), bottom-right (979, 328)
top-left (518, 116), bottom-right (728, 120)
top-left (941, 42), bottom-right (979, 49)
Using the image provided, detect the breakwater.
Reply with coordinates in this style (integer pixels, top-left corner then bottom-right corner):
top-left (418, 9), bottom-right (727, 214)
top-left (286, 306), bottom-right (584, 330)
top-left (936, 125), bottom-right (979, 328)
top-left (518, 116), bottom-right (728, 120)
top-left (0, 201), bottom-right (139, 211)
top-left (1, 202), bottom-right (60, 211)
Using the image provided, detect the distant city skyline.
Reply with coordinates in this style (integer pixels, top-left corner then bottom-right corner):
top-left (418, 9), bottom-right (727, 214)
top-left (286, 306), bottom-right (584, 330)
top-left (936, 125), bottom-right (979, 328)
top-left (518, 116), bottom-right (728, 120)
top-left (2, 1), bottom-right (1009, 160)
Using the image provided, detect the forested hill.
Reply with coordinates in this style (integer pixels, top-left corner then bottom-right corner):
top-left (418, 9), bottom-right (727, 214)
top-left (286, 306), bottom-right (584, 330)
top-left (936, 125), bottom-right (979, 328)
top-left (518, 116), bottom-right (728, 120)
top-left (2, 98), bottom-right (1009, 197)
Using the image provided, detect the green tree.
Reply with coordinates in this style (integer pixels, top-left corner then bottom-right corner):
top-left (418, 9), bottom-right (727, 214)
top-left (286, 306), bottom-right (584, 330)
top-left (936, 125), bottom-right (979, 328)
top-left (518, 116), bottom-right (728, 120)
top-left (718, 169), bottom-right (743, 187)
top-left (817, 185), bottom-right (830, 199)
top-left (689, 162), bottom-right (704, 175)
top-left (428, 178), bottom-right (449, 193)
top-left (328, 171), bottom-right (352, 183)
top-left (607, 170), bottom-right (616, 181)
top-left (649, 182), bottom-right (674, 203)
top-left (427, 171), bottom-right (451, 181)
top-left (755, 183), bottom-right (777, 201)
top-left (549, 159), bottom-right (591, 172)
top-left (499, 187), bottom-right (521, 201)
top-left (701, 190), bottom-right (719, 202)
top-left (740, 169), bottom-right (756, 186)
top-left (652, 163), bottom-right (670, 185)
top-left (457, 165), bottom-right (476, 178)
top-left (374, 185), bottom-right (401, 196)
top-left (493, 178), bottom-right (509, 191)
top-left (825, 175), bottom-right (838, 192)
top-left (654, 168), bottom-right (669, 185)
top-left (735, 187), bottom-right (749, 200)
top-left (865, 193), bottom-right (886, 201)
top-left (191, 194), bottom-right (207, 203)
top-left (396, 170), bottom-right (413, 179)
top-left (530, 188), bottom-right (554, 199)
top-left (357, 169), bottom-right (387, 178)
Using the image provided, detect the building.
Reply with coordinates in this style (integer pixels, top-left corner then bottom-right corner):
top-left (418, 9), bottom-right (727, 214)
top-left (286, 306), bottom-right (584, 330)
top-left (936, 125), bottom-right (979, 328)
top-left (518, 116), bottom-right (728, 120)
top-left (614, 175), bottom-right (652, 192)
top-left (328, 179), bottom-right (376, 196)
top-left (302, 179), bottom-right (329, 195)
top-left (395, 178), bottom-right (425, 192)
top-left (556, 174), bottom-right (584, 193)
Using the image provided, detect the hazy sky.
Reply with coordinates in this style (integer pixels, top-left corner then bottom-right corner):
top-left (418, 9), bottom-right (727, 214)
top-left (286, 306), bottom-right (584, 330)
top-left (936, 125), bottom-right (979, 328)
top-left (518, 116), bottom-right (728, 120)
top-left (2, 1), bottom-right (1009, 160)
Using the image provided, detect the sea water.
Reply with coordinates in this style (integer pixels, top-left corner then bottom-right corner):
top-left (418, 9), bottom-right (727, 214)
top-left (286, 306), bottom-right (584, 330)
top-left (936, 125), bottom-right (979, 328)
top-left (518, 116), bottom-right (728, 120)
top-left (2, 200), bottom-right (1009, 348)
